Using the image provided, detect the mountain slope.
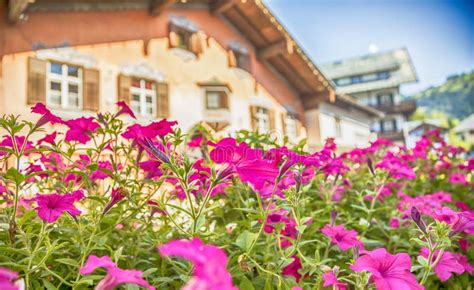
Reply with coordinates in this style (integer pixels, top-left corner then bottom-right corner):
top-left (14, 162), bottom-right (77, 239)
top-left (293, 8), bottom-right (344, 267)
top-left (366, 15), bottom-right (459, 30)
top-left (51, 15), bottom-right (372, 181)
top-left (413, 71), bottom-right (474, 120)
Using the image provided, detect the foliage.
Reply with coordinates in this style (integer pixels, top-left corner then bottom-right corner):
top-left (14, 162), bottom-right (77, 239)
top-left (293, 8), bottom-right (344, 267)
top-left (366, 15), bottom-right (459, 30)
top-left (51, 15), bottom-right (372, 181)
top-left (0, 103), bottom-right (473, 290)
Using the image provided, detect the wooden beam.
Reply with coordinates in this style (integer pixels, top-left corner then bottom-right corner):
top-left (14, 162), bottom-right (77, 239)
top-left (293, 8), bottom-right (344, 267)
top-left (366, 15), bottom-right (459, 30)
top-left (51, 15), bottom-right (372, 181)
top-left (301, 92), bottom-right (329, 110)
top-left (210, 0), bottom-right (238, 14)
top-left (257, 39), bottom-right (293, 59)
top-left (8, 0), bottom-right (30, 23)
top-left (149, 0), bottom-right (174, 16)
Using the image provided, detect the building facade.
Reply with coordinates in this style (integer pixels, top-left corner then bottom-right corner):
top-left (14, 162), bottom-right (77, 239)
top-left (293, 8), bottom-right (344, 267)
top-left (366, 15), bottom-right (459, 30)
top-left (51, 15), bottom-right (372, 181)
top-left (1, 0), bottom-right (380, 148)
top-left (321, 48), bottom-right (418, 144)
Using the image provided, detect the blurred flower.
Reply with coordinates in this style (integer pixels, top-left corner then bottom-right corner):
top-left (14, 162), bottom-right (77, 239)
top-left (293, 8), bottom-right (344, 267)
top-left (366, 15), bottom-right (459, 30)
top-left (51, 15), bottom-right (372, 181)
top-left (0, 267), bottom-right (19, 290)
top-left (64, 117), bottom-right (100, 144)
top-left (37, 132), bottom-right (57, 146)
top-left (103, 188), bottom-right (128, 215)
top-left (188, 135), bottom-right (203, 148)
top-left (321, 224), bottom-right (363, 251)
top-left (351, 248), bottom-right (422, 290)
top-left (80, 255), bottom-right (155, 290)
top-left (31, 103), bottom-right (63, 126)
top-left (116, 101), bottom-right (136, 119)
top-left (34, 190), bottom-right (84, 223)
top-left (389, 218), bottom-right (400, 228)
top-left (122, 119), bottom-right (177, 141)
top-left (322, 270), bottom-right (347, 290)
top-left (0, 135), bottom-right (34, 156)
top-left (158, 238), bottom-right (236, 290)
top-left (282, 255), bottom-right (302, 282)
top-left (448, 173), bottom-right (467, 185)
top-left (420, 248), bottom-right (465, 282)
top-left (410, 206), bottom-right (427, 234)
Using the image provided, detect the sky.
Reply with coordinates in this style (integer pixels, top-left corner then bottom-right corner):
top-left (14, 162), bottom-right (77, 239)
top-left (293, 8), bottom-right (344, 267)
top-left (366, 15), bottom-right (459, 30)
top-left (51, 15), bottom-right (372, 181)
top-left (265, 0), bottom-right (474, 95)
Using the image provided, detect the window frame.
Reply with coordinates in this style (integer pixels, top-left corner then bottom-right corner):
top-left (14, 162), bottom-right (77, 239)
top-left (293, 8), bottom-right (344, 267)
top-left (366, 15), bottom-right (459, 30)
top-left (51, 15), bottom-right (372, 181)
top-left (46, 61), bottom-right (83, 110)
top-left (205, 89), bottom-right (229, 110)
top-left (129, 78), bottom-right (157, 118)
top-left (335, 116), bottom-right (342, 138)
top-left (285, 114), bottom-right (298, 140)
top-left (255, 107), bottom-right (270, 132)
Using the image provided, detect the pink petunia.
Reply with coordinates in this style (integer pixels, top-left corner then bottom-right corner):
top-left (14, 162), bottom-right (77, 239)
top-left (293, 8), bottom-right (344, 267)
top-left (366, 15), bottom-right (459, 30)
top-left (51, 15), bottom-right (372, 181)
top-left (282, 255), bottom-right (303, 282)
top-left (64, 117), bottom-right (100, 144)
top-left (0, 135), bottom-right (34, 156)
top-left (121, 119), bottom-right (177, 141)
top-left (80, 255), bottom-right (154, 290)
top-left (389, 218), bottom-right (400, 228)
top-left (448, 173), bottom-right (467, 185)
top-left (31, 103), bottom-right (63, 126)
top-left (37, 132), bottom-right (57, 145)
top-left (116, 101), bottom-right (136, 119)
top-left (351, 248), bottom-right (423, 290)
top-left (34, 190), bottom-right (84, 223)
top-left (0, 267), bottom-right (19, 290)
top-left (103, 188), bottom-right (128, 215)
top-left (419, 248), bottom-right (465, 282)
top-left (321, 224), bottom-right (363, 251)
top-left (188, 136), bottom-right (203, 148)
top-left (322, 271), bottom-right (347, 290)
top-left (158, 238), bottom-right (236, 290)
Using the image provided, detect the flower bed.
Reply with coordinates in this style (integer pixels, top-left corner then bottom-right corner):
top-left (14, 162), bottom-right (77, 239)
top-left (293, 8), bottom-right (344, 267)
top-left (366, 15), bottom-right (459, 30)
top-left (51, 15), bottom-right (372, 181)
top-left (0, 102), bottom-right (472, 289)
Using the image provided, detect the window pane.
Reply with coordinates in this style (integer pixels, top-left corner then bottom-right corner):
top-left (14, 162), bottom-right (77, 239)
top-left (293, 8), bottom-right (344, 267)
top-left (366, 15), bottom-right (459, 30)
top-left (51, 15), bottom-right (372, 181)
top-left (131, 101), bottom-right (140, 113)
top-left (132, 94), bottom-right (140, 102)
top-left (68, 84), bottom-right (79, 94)
top-left (50, 62), bottom-right (62, 74)
top-left (50, 81), bottom-right (61, 91)
top-left (206, 92), bottom-right (220, 109)
top-left (144, 81), bottom-right (153, 90)
top-left (146, 105), bottom-right (153, 115)
top-left (68, 95), bottom-right (79, 108)
top-left (68, 66), bottom-right (80, 77)
top-left (132, 79), bottom-right (141, 88)
top-left (146, 95), bottom-right (153, 104)
top-left (50, 93), bottom-right (61, 106)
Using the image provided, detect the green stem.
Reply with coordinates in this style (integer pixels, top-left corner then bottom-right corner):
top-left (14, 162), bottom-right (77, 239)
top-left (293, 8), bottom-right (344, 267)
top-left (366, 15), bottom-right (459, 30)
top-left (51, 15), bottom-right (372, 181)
top-left (26, 223), bottom-right (47, 287)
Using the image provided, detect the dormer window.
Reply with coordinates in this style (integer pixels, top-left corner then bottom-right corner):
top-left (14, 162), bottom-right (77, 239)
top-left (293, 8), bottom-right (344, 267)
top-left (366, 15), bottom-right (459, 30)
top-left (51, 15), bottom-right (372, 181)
top-left (205, 90), bottom-right (228, 110)
top-left (168, 16), bottom-right (203, 55)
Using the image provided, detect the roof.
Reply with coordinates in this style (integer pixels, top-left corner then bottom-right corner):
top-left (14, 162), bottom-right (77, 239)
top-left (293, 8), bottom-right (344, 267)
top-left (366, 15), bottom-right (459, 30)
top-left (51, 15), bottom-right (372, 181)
top-left (320, 48), bottom-right (418, 94)
top-left (336, 94), bottom-right (384, 118)
top-left (454, 114), bottom-right (474, 133)
top-left (5, 0), bottom-right (336, 110)
top-left (405, 119), bottom-right (447, 134)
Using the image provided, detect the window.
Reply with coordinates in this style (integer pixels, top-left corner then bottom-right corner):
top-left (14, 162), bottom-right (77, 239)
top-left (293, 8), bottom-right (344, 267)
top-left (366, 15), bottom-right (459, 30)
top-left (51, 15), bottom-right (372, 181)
top-left (130, 79), bottom-right (157, 117)
top-left (205, 90), bottom-right (228, 109)
top-left (169, 20), bottom-right (201, 54)
top-left (381, 119), bottom-right (397, 133)
top-left (335, 78), bottom-right (351, 86)
top-left (285, 115), bottom-right (298, 139)
top-left (256, 107), bottom-right (270, 132)
top-left (46, 62), bottom-right (82, 109)
top-left (335, 116), bottom-right (342, 138)
top-left (334, 71), bottom-right (392, 87)
top-left (377, 93), bottom-right (394, 106)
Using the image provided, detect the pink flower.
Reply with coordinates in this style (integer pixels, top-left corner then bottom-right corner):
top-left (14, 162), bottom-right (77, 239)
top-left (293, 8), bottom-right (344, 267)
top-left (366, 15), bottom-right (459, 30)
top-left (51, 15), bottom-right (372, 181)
top-left (264, 209), bottom-right (298, 248)
top-left (139, 160), bottom-right (163, 180)
top-left (188, 136), bottom-right (203, 148)
top-left (389, 218), bottom-right (400, 228)
top-left (116, 101), bottom-right (136, 119)
top-left (322, 271), bottom-right (347, 290)
top-left (80, 255), bottom-right (155, 290)
top-left (420, 248), bottom-right (465, 282)
top-left (351, 248), bottom-right (423, 290)
top-left (103, 188), bottom-right (128, 215)
top-left (0, 135), bottom-right (34, 156)
top-left (453, 253), bottom-right (474, 275)
top-left (282, 255), bottom-right (303, 282)
top-left (321, 224), bottom-right (363, 251)
top-left (65, 117), bottom-right (100, 144)
top-left (448, 173), bottom-right (467, 185)
top-left (376, 152), bottom-right (416, 180)
top-left (158, 238), bottom-right (236, 290)
top-left (31, 103), bottom-right (63, 125)
top-left (90, 161), bottom-right (113, 180)
top-left (451, 210), bottom-right (474, 235)
top-left (121, 119), bottom-right (177, 141)
top-left (37, 132), bottom-right (57, 145)
top-left (0, 267), bottom-right (19, 290)
top-left (34, 190), bottom-right (84, 223)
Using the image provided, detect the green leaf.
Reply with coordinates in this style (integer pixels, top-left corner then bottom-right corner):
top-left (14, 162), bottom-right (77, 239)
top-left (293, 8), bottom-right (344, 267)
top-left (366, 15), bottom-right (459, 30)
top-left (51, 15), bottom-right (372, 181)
top-left (235, 230), bottom-right (256, 251)
top-left (142, 267), bottom-right (158, 278)
top-left (55, 258), bottom-right (79, 267)
top-left (6, 167), bottom-right (25, 184)
top-left (42, 279), bottom-right (57, 290)
top-left (417, 255), bottom-right (428, 267)
top-left (239, 276), bottom-right (255, 290)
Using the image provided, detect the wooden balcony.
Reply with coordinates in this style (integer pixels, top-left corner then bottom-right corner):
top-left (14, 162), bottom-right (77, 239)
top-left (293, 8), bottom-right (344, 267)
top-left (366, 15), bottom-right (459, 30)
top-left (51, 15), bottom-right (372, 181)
top-left (379, 130), bottom-right (405, 142)
top-left (374, 100), bottom-right (417, 115)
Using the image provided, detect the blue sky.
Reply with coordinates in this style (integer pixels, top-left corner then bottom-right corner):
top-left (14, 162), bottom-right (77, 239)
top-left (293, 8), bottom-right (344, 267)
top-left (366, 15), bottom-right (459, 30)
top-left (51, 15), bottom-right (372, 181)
top-left (265, 0), bottom-right (474, 95)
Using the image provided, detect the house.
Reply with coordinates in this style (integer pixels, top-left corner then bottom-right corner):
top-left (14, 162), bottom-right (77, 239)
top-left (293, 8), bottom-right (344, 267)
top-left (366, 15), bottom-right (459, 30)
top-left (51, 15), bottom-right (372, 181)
top-left (321, 48), bottom-right (418, 144)
top-left (403, 119), bottom-right (448, 148)
top-left (454, 114), bottom-right (474, 147)
top-left (0, 0), bottom-right (380, 149)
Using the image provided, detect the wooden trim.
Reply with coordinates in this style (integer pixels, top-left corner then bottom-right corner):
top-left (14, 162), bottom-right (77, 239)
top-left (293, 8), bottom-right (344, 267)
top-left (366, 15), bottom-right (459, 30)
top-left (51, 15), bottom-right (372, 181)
top-left (210, 0), bottom-right (238, 14)
top-left (8, 0), bottom-right (30, 23)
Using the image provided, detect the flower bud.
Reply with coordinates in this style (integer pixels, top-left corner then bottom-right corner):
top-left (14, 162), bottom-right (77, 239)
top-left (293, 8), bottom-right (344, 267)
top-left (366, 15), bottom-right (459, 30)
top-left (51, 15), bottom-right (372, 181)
top-left (410, 206), bottom-right (427, 234)
top-left (367, 157), bottom-right (375, 176)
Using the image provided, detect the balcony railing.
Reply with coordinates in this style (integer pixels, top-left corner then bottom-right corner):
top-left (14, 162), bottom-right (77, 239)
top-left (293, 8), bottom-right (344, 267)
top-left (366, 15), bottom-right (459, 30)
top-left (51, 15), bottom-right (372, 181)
top-left (374, 99), bottom-right (417, 115)
top-left (379, 130), bottom-right (405, 141)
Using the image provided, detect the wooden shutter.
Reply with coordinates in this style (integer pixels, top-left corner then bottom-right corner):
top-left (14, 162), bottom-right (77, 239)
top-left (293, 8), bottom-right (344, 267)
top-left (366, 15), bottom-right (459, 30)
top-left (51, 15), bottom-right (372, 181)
top-left (268, 109), bottom-right (275, 131)
top-left (27, 57), bottom-right (47, 105)
top-left (156, 82), bottom-right (169, 118)
top-left (82, 68), bottom-right (100, 111)
top-left (190, 33), bottom-right (203, 55)
top-left (117, 74), bottom-right (131, 103)
top-left (249, 106), bottom-right (257, 131)
top-left (169, 23), bottom-right (179, 48)
top-left (219, 91), bottom-right (228, 109)
top-left (296, 119), bottom-right (302, 136)
top-left (228, 50), bottom-right (237, 67)
top-left (281, 112), bottom-right (286, 135)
